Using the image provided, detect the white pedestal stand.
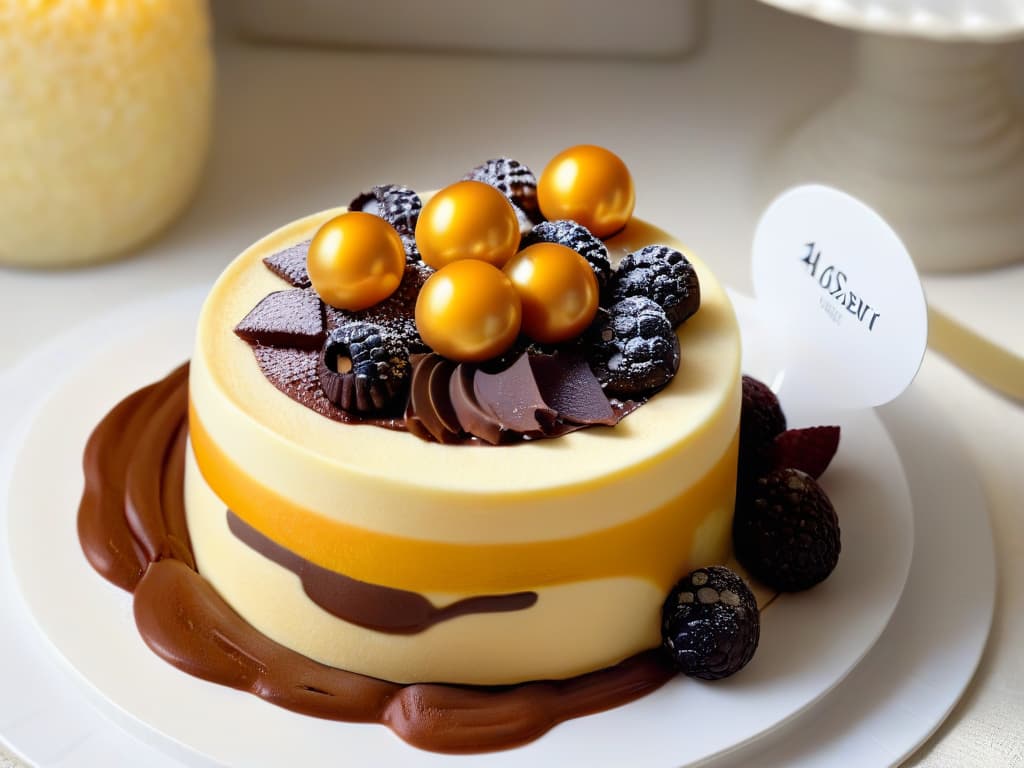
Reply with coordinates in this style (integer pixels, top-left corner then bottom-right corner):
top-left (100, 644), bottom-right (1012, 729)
top-left (760, 3), bottom-right (1024, 272)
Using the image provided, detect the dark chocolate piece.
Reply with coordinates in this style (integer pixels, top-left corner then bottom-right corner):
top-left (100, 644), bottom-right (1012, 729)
top-left (227, 510), bottom-right (536, 633)
top-left (263, 240), bottom-right (312, 288)
top-left (449, 363), bottom-right (503, 445)
top-left (234, 289), bottom-right (325, 350)
top-left (473, 353), bottom-right (556, 437)
top-left (427, 358), bottom-right (463, 437)
top-left (530, 352), bottom-right (617, 426)
top-left (408, 355), bottom-right (460, 443)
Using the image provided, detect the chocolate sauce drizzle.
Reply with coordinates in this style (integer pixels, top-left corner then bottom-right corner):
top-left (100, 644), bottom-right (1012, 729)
top-left (77, 366), bottom-right (676, 754)
top-left (226, 509), bottom-right (537, 634)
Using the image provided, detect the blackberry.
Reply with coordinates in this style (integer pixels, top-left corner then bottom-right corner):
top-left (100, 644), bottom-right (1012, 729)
top-left (609, 245), bottom-right (700, 328)
top-left (400, 233), bottom-right (423, 265)
top-left (349, 184), bottom-right (422, 236)
top-left (733, 468), bottom-right (841, 592)
top-left (739, 375), bottom-right (787, 488)
top-left (588, 297), bottom-right (679, 398)
top-left (464, 157), bottom-right (541, 222)
top-left (662, 566), bottom-right (759, 680)
top-left (522, 220), bottom-right (612, 288)
top-left (324, 262), bottom-right (432, 353)
top-left (318, 322), bottom-right (411, 414)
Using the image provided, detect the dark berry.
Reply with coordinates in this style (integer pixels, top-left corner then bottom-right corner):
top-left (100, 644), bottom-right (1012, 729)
top-left (318, 322), bottom-right (410, 414)
top-left (773, 426), bottom-right (841, 479)
top-left (349, 184), bottom-right (422, 236)
top-left (739, 375), bottom-right (787, 487)
top-left (522, 220), bottom-right (612, 288)
top-left (588, 297), bottom-right (679, 398)
top-left (662, 566), bottom-right (759, 680)
top-left (324, 262), bottom-right (432, 353)
top-left (464, 157), bottom-right (540, 221)
top-left (400, 233), bottom-right (423, 265)
top-left (609, 245), bottom-right (700, 328)
top-left (733, 468), bottom-right (841, 592)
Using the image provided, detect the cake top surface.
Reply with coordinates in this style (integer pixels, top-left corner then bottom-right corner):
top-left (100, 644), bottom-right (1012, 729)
top-left (192, 206), bottom-right (741, 497)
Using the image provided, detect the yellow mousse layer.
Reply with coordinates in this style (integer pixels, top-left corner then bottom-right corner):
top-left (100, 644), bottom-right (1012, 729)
top-left (186, 207), bottom-right (742, 685)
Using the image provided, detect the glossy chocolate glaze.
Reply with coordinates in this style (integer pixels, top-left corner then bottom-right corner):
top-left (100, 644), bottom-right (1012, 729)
top-left (77, 366), bottom-right (677, 753)
top-left (226, 509), bottom-right (537, 634)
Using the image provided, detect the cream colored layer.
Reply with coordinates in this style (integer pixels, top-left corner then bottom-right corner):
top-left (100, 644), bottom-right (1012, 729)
top-left (185, 445), bottom-right (733, 685)
top-left (189, 210), bottom-right (741, 544)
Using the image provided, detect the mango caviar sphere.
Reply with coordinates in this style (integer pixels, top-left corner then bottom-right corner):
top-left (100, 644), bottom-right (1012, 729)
top-left (415, 181), bottom-right (520, 270)
top-left (415, 260), bottom-right (522, 362)
top-left (307, 212), bottom-right (406, 311)
top-left (504, 243), bottom-right (600, 344)
top-left (537, 145), bottom-right (635, 238)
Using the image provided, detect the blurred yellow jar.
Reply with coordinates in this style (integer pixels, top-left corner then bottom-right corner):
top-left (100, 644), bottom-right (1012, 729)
top-left (0, 0), bottom-right (213, 267)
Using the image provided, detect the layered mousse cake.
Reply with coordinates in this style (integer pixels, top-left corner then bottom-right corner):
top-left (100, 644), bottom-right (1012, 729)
top-left (187, 211), bottom-right (739, 687)
top-left (79, 146), bottom-right (842, 753)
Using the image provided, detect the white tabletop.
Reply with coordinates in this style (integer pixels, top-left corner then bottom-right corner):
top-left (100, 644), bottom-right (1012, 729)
top-left (1, 2), bottom-right (1022, 766)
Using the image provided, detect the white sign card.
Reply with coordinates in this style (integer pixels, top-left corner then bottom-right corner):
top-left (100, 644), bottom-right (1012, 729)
top-left (751, 185), bottom-right (928, 411)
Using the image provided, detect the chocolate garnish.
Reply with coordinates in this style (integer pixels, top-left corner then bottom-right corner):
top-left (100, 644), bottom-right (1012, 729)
top-left (263, 240), bottom-right (312, 288)
top-left (349, 184), bottom-right (422, 236)
top-left (449, 363), bottom-right (503, 445)
top-left (324, 262), bottom-right (431, 352)
top-left (427, 357), bottom-right (463, 437)
top-left (234, 289), bottom-right (324, 350)
top-left (408, 354), bottom-right (459, 443)
top-left (473, 353), bottom-right (556, 437)
top-left (227, 510), bottom-right (536, 634)
top-left (253, 346), bottom-right (406, 431)
top-left (530, 352), bottom-right (617, 426)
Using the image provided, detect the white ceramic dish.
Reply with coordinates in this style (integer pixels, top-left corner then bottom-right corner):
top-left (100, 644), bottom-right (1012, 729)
top-left (3, 286), bottom-right (915, 766)
top-left (758, 0), bottom-right (1024, 41)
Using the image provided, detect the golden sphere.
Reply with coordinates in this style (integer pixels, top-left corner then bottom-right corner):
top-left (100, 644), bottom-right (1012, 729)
top-left (415, 180), bottom-right (520, 270)
top-left (504, 243), bottom-right (600, 344)
top-left (415, 260), bottom-right (522, 362)
top-left (537, 145), bottom-right (635, 238)
top-left (307, 211), bottom-right (406, 311)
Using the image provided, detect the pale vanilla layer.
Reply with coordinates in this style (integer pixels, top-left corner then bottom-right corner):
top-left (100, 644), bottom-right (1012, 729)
top-left (185, 446), bottom-right (734, 685)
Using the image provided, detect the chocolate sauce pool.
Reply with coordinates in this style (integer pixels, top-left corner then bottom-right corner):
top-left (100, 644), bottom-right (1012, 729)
top-left (77, 364), bottom-right (676, 754)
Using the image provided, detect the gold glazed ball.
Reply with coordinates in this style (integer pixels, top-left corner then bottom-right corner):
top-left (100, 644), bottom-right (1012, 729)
top-left (415, 180), bottom-right (521, 270)
top-left (504, 243), bottom-right (600, 344)
top-left (537, 145), bottom-right (635, 238)
top-left (415, 260), bottom-right (522, 362)
top-left (307, 211), bottom-right (406, 311)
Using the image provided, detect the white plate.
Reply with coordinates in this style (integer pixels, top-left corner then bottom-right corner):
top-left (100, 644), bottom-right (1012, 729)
top-left (3, 287), bottom-right (914, 767)
top-left (757, 0), bottom-right (1024, 41)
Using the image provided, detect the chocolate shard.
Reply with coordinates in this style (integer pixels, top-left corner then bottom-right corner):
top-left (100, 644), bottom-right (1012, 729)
top-left (428, 358), bottom-right (463, 437)
top-left (530, 352), bottom-right (617, 427)
top-left (234, 289), bottom-right (324, 350)
top-left (263, 240), bottom-right (312, 288)
top-left (473, 353), bottom-right (556, 438)
top-left (450, 363), bottom-right (503, 445)
top-left (407, 354), bottom-right (461, 444)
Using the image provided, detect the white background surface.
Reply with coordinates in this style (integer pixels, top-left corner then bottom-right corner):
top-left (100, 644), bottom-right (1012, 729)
top-left (1, 1), bottom-right (1022, 765)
